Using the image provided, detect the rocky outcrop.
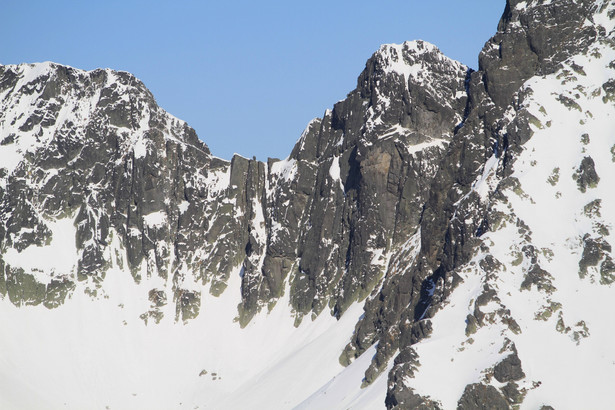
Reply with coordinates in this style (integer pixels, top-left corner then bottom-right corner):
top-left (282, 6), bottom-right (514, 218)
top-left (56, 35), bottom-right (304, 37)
top-left (457, 384), bottom-right (509, 410)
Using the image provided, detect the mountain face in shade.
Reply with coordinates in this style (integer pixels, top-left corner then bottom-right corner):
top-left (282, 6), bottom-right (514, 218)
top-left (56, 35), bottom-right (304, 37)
top-left (1, 0), bottom-right (615, 408)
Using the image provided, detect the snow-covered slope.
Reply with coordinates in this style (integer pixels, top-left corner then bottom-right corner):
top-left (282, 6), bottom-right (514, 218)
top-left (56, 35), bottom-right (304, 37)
top-left (0, 263), bottom-right (370, 409)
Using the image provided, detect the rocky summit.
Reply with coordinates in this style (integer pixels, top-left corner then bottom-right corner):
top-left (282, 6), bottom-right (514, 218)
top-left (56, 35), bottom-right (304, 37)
top-left (1, 0), bottom-right (615, 409)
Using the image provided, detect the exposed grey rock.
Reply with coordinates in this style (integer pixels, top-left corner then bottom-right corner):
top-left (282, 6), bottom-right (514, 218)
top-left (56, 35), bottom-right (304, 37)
top-left (573, 156), bottom-right (600, 193)
top-left (578, 234), bottom-right (613, 283)
top-left (457, 383), bottom-right (510, 410)
top-left (385, 347), bottom-right (442, 410)
top-left (493, 349), bottom-right (525, 383)
top-left (520, 264), bottom-right (555, 293)
top-left (501, 382), bottom-right (526, 407)
top-left (465, 314), bottom-right (479, 336)
top-left (602, 79), bottom-right (615, 103)
top-left (600, 255), bottom-right (615, 285)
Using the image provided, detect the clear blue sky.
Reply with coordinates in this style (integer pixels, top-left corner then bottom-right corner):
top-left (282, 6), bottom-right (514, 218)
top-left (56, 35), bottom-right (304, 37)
top-left (2, 1), bottom-right (504, 161)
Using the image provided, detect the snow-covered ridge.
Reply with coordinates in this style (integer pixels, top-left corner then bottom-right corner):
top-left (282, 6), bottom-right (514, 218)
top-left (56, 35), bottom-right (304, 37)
top-left (375, 40), bottom-right (467, 85)
top-left (360, 39), bottom-right (468, 146)
top-left (0, 61), bottom-right (206, 186)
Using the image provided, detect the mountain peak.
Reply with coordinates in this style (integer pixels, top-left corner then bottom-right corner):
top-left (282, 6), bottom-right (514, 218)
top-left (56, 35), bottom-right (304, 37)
top-left (0, 60), bottom-right (207, 182)
top-left (373, 40), bottom-right (466, 83)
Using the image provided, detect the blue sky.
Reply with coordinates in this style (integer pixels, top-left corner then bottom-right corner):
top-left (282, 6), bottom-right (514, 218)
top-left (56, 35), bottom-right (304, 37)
top-left (2, 1), bottom-right (504, 161)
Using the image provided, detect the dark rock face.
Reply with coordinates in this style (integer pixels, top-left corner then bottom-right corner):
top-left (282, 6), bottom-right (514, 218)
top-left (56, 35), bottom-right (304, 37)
top-left (501, 382), bottom-right (525, 407)
top-left (494, 350), bottom-right (525, 383)
top-left (457, 383), bottom-right (510, 410)
top-left (383, 346), bottom-right (442, 410)
top-left (574, 156), bottom-right (600, 193)
top-left (240, 40), bottom-right (469, 325)
top-left (480, 0), bottom-right (598, 108)
top-left (579, 234), bottom-right (613, 282)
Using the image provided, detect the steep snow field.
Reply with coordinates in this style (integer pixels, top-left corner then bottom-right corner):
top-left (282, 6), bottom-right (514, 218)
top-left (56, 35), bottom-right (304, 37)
top-left (0, 265), bottom-right (382, 409)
